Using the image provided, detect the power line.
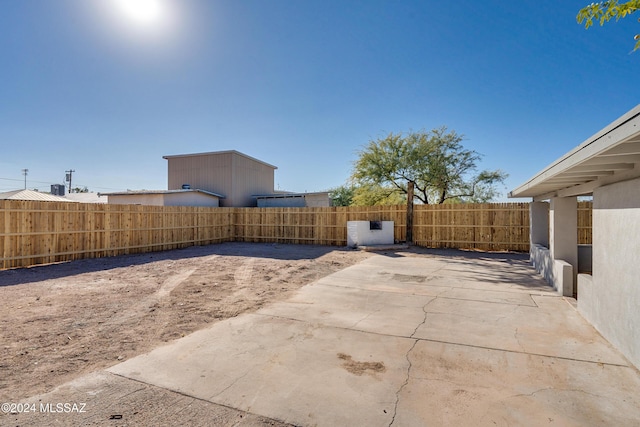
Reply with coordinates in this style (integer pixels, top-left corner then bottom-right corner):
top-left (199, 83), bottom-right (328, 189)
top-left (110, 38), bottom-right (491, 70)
top-left (0, 176), bottom-right (131, 192)
top-left (0, 177), bottom-right (127, 191)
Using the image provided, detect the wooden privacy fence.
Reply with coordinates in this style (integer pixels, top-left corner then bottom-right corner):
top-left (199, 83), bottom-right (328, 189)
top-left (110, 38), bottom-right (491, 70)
top-left (412, 203), bottom-right (530, 251)
top-left (1, 200), bottom-right (593, 269)
top-left (578, 201), bottom-right (592, 245)
top-left (0, 201), bottom-right (234, 269)
top-left (233, 205), bottom-right (406, 245)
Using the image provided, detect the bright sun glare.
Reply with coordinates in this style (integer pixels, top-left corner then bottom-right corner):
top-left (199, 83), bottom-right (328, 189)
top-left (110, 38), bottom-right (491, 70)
top-left (113, 0), bottom-right (165, 27)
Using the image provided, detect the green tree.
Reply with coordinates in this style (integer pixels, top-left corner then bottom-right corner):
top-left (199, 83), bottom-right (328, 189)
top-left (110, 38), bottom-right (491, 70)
top-left (351, 184), bottom-right (407, 206)
top-left (577, 1), bottom-right (640, 50)
top-left (329, 183), bottom-right (407, 206)
top-left (329, 185), bottom-right (356, 206)
top-left (352, 128), bottom-right (507, 204)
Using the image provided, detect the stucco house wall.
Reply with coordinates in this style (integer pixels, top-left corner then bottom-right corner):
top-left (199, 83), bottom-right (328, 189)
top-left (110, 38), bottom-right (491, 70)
top-left (106, 191), bottom-right (220, 207)
top-left (164, 151), bottom-right (276, 207)
top-left (108, 193), bottom-right (166, 206)
top-left (163, 192), bottom-right (220, 207)
top-left (257, 196), bottom-right (306, 208)
top-left (255, 192), bottom-right (331, 208)
top-left (579, 177), bottom-right (640, 369)
top-left (304, 193), bottom-right (331, 207)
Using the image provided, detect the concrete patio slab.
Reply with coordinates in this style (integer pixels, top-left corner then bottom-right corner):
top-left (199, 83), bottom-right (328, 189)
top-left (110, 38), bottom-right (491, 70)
top-left (318, 254), bottom-right (552, 296)
top-left (317, 275), bottom-right (451, 297)
top-left (394, 340), bottom-right (640, 427)
top-left (413, 294), bottom-right (628, 365)
top-left (259, 283), bottom-right (435, 336)
top-left (109, 313), bottom-right (414, 426)
top-left (16, 248), bottom-right (640, 426)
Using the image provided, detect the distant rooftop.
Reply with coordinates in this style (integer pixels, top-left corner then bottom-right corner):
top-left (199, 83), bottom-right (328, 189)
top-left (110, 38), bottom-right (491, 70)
top-left (64, 193), bottom-right (107, 204)
top-left (99, 189), bottom-right (225, 198)
top-left (0, 189), bottom-right (77, 202)
top-left (162, 150), bottom-right (277, 170)
top-left (253, 191), bottom-right (329, 198)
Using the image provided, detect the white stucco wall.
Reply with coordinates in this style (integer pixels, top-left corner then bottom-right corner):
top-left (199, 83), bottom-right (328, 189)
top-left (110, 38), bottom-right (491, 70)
top-left (108, 194), bottom-right (165, 206)
top-left (304, 193), bottom-right (331, 207)
top-left (549, 197), bottom-right (578, 296)
top-left (347, 221), bottom-right (394, 247)
top-left (164, 192), bottom-right (219, 207)
top-left (579, 177), bottom-right (640, 369)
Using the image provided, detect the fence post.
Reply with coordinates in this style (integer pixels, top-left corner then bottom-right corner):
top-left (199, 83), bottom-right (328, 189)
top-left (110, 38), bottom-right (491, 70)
top-left (406, 181), bottom-right (414, 245)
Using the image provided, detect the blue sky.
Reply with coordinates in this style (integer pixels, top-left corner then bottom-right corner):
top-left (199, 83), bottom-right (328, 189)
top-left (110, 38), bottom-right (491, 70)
top-left (1, 0), bottom-right (638, 200)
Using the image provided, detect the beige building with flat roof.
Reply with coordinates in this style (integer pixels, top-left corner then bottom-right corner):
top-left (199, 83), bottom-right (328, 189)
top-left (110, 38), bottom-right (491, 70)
top-left (102, 189), bottom-right (223, 207)
top-left (163, 150), bottom-right (277, 207)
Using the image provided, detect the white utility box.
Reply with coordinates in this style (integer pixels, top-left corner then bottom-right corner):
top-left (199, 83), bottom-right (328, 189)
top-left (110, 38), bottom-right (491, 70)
top-left (347, 221), bottom-right (394, 248)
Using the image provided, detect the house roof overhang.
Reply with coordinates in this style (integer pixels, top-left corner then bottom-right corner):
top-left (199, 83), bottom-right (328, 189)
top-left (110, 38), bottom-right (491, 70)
top-left (509, 105), bottom-right (640, 201)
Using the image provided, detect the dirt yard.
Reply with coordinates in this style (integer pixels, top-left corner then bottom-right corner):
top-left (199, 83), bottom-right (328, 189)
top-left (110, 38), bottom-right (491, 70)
top-left (0, 242), bottom-right (371, 403)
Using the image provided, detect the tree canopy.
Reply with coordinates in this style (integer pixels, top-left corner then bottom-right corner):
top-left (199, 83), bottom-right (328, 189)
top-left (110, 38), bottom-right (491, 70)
top-left (577, 1), bottom-right (640, 51)
top-left (351, 128), bottom-right (507, 205)
top-left (329, 184), bottom-right (406, 206)
top-left (329, 185), bottom-right (355, 206)
top-left (351, 184), bottom-right (407, 206)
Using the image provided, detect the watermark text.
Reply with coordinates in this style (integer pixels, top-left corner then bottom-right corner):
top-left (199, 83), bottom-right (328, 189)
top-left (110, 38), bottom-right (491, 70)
top-left (2, 402), bottom-right (87, 414)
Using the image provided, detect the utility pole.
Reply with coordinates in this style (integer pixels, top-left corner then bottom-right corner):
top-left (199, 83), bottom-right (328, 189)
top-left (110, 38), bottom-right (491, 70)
top-left (22, 168), bottom-right (28, 190)
top-left (65, 169), bottom-right (75, 193)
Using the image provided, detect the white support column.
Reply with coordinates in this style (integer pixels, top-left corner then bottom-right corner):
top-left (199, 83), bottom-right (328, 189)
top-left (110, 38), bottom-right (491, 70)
top-left (530, 201), bottom-right (549, 247)
top-left (549, 197), bottom-right (578, 297)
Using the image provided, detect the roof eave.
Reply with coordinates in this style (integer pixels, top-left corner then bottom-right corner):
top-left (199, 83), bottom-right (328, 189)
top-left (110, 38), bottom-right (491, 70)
top-left (509, 105), bottom-right (640, 199)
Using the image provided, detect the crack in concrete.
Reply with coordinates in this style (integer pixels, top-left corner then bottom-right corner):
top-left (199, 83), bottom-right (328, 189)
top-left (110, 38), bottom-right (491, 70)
top-left (514, 327), bottom-right (525, 352)
top-left (511, 387), bottom-right (610, 401)
top-left (435, 295), bottom-right (537, 307)
top-left (389, 339), bottom-right (418, 427)
top-left (210, 369), bottom-right (252, 400)
top-left (410, 300), bottom-right (431, 338)
top-left (528, 293), bottom-right (540, 308)
top-left (512, 387), bottom-right (554, 399)
top-left (389, 299), bottom-right (432, 426)
top-left (350, 306), bottom-right (383, 329)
